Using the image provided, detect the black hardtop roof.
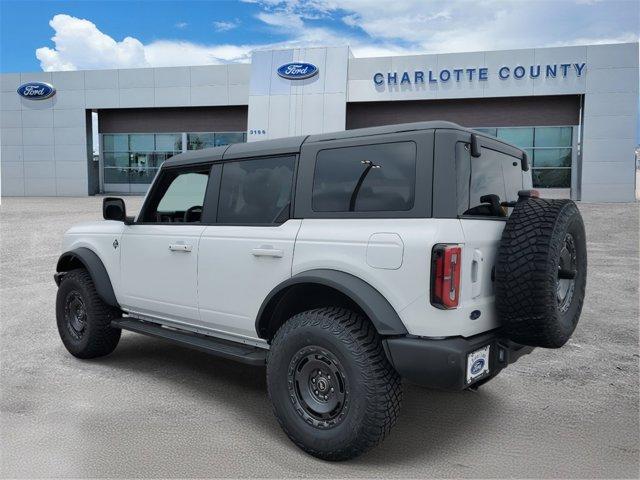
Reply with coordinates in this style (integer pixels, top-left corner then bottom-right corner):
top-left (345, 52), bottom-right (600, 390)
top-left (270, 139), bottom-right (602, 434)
top-left (305, 120), bottom-right (461, 142)
top-left (163, 121), bottom-right (504, 167)
top-left (164, 135), bottom-right (307, 167)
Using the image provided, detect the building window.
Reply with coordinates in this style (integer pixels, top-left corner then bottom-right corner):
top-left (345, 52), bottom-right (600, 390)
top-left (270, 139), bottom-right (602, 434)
top-left (102, 133), bottom-right (182, 185)
top-left (101, 131), bottom-right (247, 190)
top-left (474, 126), bottom-right (574, 189)
top-left (187, 132), bottom-right (246, 150)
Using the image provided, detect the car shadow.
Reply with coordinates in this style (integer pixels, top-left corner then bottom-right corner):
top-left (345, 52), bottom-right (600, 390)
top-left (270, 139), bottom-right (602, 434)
top-left (98, 332), bottom-right (283, 438)
top-left (99, 331), bottom-right (501, 465)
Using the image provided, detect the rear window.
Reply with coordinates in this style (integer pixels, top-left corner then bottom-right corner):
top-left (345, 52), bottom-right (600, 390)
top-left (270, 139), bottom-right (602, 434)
top-left (312, 142), bottom-right (416, 212)
top-left (456, 143), bottom-right (523, 218)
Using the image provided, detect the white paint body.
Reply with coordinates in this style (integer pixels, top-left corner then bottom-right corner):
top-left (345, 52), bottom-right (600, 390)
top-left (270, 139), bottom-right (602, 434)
top-left (61, 214), bottom-right (504, 346)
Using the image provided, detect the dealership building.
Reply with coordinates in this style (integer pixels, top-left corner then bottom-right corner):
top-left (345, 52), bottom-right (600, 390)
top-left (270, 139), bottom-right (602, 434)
top-left (0, 42), bottom-right (638, 201)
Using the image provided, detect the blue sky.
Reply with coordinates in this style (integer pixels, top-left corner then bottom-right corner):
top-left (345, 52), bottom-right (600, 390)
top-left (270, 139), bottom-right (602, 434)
top-left (1, 0), bottom-right (638, 73)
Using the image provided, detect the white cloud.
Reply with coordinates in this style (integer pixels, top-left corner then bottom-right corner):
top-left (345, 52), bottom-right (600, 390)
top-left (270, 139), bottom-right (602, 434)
top-left (144, 41), bottom-right (253, 67)
top-left (175, 22), bottom-right (188, 29)
top-left (36, 14), bottom-right (147, 71)
top-left (253, 0), bottom-right (639, 54)
top-left (548, 33), bottom-right (640, 48)
top-left (36, 14), bottom-right (255, 71)
top-left (35, 1), bottom-right (639, 72)
top-left (212, 20), bottom-right (240, 32)
top-left (256, 11), bottom-right (304, 28)
top-left (35, 11), bottom-right (411, 72)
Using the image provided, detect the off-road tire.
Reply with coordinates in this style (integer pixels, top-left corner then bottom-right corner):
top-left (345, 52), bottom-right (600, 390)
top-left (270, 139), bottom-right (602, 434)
top-left (56, 268), bottom-right (121, 358)
top-left (495, 198), bottom-right (587, 348)
top-left (266, 307), bottom-right (402, 461)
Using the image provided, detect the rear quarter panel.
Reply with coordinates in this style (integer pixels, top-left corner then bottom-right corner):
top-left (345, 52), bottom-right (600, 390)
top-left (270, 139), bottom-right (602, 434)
top-left (293, 218), bottom-right (502, 338)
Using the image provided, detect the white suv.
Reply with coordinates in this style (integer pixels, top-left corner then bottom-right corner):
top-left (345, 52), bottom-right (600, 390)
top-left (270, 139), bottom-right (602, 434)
top-left (55, 121), bottom-right (587, 460)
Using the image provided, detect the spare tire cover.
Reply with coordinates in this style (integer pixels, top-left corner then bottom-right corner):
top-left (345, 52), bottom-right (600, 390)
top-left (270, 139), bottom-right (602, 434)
top-left (495, 197), bottom-right (587, 348)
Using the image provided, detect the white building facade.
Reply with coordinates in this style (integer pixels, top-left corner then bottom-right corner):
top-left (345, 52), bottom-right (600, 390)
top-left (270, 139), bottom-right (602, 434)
top-left (1, 42), bottom-right (638, 201)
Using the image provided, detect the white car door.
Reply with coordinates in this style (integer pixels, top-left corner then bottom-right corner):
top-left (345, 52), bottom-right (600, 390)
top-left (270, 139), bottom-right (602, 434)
top-left (119, 165), bottom-right (213, 324)
top-left (197, 155), bottom-right (300, 341)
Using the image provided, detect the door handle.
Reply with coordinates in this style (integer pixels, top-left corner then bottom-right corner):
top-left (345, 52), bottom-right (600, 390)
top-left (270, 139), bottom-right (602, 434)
top-left (169, 243), bottom-right (193, 252)
top-left (251, 247), bottom-right (284, 258)
top-left (471, 249), bottom-right (483, 299)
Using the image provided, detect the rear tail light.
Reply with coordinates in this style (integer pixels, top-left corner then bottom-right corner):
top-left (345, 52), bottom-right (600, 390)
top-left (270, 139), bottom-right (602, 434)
top-left (431, 244), bottom-right (462, 309)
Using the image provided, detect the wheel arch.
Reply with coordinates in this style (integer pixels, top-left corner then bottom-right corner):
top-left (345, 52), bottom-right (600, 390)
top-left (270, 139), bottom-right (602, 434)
top-left (255, 269), bottom-right (408, 341)
top-left (56, 247), bottom-right (119, 308)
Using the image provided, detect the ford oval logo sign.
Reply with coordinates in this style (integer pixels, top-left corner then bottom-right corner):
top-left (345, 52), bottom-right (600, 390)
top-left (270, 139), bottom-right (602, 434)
top-left (470, 359), bottom-right (485, 375)
top-left (277, 62), bottom-right (318, 80)
top-left (17, 82), bottom-right (56, 100)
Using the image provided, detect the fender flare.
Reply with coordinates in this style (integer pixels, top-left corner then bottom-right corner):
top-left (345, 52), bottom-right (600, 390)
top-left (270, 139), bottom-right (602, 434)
top-left (255, 269), bottom-right (408, 338)
top-left (55, 247), bottom-right (119, 307)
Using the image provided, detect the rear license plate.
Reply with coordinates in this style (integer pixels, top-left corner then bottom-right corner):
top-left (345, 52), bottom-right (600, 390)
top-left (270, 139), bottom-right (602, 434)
top-left (467, 345), bottom-right (490, 384)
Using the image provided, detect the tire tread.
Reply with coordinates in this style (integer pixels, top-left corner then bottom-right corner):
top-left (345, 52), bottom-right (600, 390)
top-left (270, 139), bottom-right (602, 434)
top-left (56, 268), bottom-right (121, 358)
top-left (495, 198), bottom-right (586, 348)
top-left (267, 307), bottom-right (402, 461)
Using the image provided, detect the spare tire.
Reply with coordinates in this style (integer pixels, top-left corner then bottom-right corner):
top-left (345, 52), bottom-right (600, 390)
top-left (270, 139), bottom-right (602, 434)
top-left (495, 195), bottom-right (587, 348)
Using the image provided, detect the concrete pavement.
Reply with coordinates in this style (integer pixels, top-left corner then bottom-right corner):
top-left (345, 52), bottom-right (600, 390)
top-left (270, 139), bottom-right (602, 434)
top-left (1, 197), bottom-right (638, 478)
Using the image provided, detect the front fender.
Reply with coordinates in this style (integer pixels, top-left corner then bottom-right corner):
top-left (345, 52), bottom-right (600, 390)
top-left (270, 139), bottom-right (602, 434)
top-left (56, 247), bottom-right (119, 307)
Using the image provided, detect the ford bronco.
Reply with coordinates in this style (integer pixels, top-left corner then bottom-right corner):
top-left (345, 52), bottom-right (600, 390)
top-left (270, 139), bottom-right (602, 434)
top-left (54, 121), bottom-right (587, 460)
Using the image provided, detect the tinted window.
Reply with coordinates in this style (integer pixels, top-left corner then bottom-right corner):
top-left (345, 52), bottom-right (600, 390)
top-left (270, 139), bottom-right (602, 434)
top-left (214, 132), bottom-right (246, 146)
top-left (129, 134), bottom-right (154, 151)
top-left (473, 126), bottom-right (574, 189)
top-left (455, 142), bottom-right (471, 216)
top-left (497, 128), bottom-right (533, 149)
top-left (534, 127), bottom-right (572, 147)
top-left (155, 134), bottom-right (182, 151)
top-left (218, 156), bottom-right (295, 224)
top-left (187, 132), bottom-right (247, 150)
top-left (144, 169), bottom-right (210, 223)
top-left (457, 145), bottom-right (522, 217)
top-left (103, 134), bottom-right (128, 151)
top-left (532, 169), bottom-right (571, 188)
top-left (533, 148), bottom-right (572, 168)
top-left (187, 133), bottom-right (215, 150)
top-left (312, 142), bottom-right (416, 212)
top-left (158, 173), bottom-right (209, 212)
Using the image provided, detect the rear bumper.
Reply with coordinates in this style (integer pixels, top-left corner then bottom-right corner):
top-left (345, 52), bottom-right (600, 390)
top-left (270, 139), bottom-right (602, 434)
top-left (383, 331), bottom-right (533, 391)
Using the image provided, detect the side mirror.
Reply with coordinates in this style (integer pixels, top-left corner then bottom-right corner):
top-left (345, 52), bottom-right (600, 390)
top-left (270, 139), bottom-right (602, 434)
top-left (103, 197), bottom-right (133, 224)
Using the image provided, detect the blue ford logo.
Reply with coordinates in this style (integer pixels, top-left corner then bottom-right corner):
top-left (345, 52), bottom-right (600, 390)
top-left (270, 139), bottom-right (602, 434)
top-left (470, 359), bottom-right (485, 375)
top-left (277, 62), bottom-right (318, 80)
top-left (17, 82), bottom-right (56, 100)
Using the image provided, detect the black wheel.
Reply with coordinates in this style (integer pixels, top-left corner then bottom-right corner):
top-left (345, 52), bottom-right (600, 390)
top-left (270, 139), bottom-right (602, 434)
top-left (56, 269), bottom-right (121, 358)
top-left (495, 198), bottom-right (587, 348)
top-left (266, 307), bottom-right (402, 461)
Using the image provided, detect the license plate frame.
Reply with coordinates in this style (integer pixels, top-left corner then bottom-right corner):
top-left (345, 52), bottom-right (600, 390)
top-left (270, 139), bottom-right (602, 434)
top-left (466, 345), bottom-right (490, 384)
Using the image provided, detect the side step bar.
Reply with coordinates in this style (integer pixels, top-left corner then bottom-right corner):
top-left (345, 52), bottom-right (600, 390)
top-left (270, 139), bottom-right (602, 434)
top-left (112, 318), bottom-right (267, 366)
